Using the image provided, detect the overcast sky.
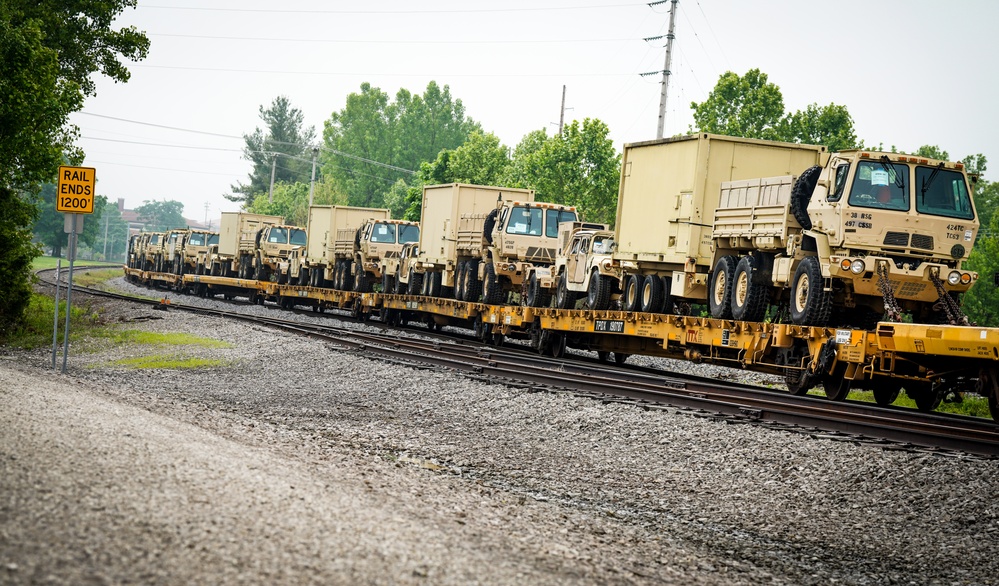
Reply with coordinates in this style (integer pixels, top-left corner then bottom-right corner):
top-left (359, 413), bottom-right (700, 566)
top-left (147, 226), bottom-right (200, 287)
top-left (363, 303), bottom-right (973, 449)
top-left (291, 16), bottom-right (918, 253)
top-left (72, 0), bottom-right (999, 226)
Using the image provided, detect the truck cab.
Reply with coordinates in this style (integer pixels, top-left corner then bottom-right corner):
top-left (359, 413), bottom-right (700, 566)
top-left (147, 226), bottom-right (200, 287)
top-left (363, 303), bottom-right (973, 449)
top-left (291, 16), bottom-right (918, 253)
top-left (254, 224), bottom-right (307, 283)
top-left (552, 223), bottom-right (618, 309)
top-left (175, 229), bottom-right (219, 275)
top-left (353, 219), bottom-right (420, 293)
top-left (797, 151), bottom-right (978, 324)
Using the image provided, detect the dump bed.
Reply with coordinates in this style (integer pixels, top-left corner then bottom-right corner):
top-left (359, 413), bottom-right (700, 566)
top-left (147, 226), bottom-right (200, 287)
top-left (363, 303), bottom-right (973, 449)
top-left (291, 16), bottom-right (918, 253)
top-left (305, 205), bottom-right (390, 264)
top-left (420, 183), bottom-right (534, 265)
top-left (217, 212), bottom-right (283, 257)
top-left (614, 133), bottom-right (825, 269)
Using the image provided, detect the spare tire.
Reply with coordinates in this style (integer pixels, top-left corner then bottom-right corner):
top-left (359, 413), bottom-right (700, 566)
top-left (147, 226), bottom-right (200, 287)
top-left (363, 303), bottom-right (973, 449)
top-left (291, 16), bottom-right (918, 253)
top-left (482, 209), bottom-right (499, 245)
top-left (790, 165), bottom-right (822, 230)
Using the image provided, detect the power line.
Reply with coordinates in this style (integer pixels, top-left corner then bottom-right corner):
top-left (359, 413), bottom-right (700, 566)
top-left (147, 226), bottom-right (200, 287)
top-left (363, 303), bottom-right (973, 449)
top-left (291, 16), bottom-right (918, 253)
top-left (149, 32), bottom-right (635, 45)
top-left (140, 3), bottom-right (644, 14)
top-left (133, 63), bottom-right (632, 78)
top-left (78, 112), bottom-right (241, 139)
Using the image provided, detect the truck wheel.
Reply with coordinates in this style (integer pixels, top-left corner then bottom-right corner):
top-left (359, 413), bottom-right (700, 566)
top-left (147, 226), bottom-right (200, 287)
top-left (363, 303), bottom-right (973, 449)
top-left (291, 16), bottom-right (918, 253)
top-left (790, 256), bottom-right (831, 326)
top-left (555, 271), bottom-right (577, 310)
top-left (640, 274), bottom-right (665, 313)
top-left (790, 165), bottom-right (822, 230)
top-left (525, 272), bottom-right (551, 308)
top-left (464, 261), bottom-right (481, 303)
top-left (175, 256), bottom-right (183, 276)
top-left (622, 275), bottom-right (641, 312)
top-left (708, 256), bottom-right (738, 319)
top-left (354, 268), bottom-right (370, 293)
top-left (731, 255), bottom-right (768, 322)
top-left (407, 268), bottom-right (423, 296)
top-left (427, 271), bottom-right (442, 297)
top-left (298, 267), bottom-right (309, 287)
top-left (483, 262), bottom-right (504, 305)
top-left (455, 261), bottom-right (468, 300)
top-left (381, 272), bottom-right (394, 294)
top-left (482, 209), bottom-right (498, 245)
top-left (586, 269), bottom-right (612, 311)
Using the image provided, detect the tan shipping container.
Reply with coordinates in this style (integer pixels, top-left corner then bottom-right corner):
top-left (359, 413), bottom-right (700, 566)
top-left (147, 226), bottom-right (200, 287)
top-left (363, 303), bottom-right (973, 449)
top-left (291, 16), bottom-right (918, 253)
top-left (305, 205), bottom-right (390, 265)
top-left (217, 212), bottom-right (283, 258)
top-left (614, 133), bottom-right (825, 270)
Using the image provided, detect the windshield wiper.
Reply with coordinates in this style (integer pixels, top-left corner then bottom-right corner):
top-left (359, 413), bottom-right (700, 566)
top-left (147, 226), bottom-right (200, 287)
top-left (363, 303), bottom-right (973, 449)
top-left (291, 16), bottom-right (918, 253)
top-left (879, 155), bottom-right (905, 189)
top-left (921, 161), bottom-right (945, 198)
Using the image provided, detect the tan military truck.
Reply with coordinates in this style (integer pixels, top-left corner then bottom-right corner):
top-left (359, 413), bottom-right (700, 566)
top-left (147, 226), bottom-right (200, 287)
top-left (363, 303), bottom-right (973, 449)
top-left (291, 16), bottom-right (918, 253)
top-left (614, 133), bottom-right (979, 327)
top-left (139, 231), bottom-right (165, 272)
top-left (165, 229), bottom-right (219, 275)
top-left (210, 212), bottom-right (286, 280)
top-left (356, 218), bottom-right (420, 293)
top-left (289, 205), bottom-right (401, 290)
top-left (398, 183), bottom-right (578, 305)
top-left (551, 222), bottom-right (619, 310)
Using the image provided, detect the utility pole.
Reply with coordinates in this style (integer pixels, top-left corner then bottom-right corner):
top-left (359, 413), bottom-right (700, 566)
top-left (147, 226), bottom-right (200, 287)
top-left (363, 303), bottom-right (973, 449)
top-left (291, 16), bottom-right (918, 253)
top-left (656, 0), bottom-right (679, 139)
top-left (268, 154), bottom-right (277, 203)
top-left (203, 202), bottom-right (209, 227)
top-left (558, 85), bottom-right (567, 135)
top-left (102, 212), bottom-right (109, 258)
top-left (309, 147), bottom-right (319, 207)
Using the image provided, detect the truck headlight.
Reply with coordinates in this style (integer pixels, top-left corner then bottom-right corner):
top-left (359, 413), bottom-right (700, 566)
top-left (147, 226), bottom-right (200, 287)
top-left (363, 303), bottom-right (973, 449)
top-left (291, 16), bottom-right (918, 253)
top-left (948, 271), bottom-right (962, 285)
top-left (850, 259), bottom-right (865, 274)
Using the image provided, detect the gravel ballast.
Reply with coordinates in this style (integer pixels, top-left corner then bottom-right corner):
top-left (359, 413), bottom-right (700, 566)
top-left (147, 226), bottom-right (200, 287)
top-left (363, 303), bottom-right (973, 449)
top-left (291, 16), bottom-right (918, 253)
top-left (2, 275), bottom-right (997, 584)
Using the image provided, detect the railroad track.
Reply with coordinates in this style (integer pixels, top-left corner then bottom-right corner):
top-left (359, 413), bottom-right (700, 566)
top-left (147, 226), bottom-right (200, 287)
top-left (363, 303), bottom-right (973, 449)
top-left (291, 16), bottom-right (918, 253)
top-left (40, 268), bottom-right (999, 458)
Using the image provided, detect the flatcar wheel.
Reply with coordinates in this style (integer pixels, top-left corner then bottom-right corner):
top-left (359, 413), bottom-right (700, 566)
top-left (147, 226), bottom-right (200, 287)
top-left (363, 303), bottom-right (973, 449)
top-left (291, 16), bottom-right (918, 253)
top-left (613, 353), bottom-right (629, 366)
top-left (597, 351), bottom-right (610, 363)
top-left (979, 366), bottom-right (999, 422)
top-left (550, 334), bottom-right (567, 358)
top-left (822, 363), bottom-right (851, 401)
top-left (907, 382), bottom-right (942, 413)
top-left (871, 379), bottom-right (903, 407)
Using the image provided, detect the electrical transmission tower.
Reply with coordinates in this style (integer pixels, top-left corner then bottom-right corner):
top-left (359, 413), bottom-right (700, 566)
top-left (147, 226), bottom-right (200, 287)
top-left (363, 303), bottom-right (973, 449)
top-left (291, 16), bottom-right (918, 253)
top-left (641, 0), bottom-right (679, 139)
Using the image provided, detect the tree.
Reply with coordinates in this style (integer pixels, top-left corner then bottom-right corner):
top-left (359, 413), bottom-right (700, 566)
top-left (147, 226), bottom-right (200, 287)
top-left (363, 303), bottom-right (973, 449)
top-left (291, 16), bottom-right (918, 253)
top-left (962, 212), bottom-right (999, 327)
top-left (32, 184), bottom-right (107, 257)
top-left (321, 81), bottom-right (479, 209)
top-left (1, 0), bottom-right (147, 338)
top-left (782, 103), bottom-right (858, 153)
top-left (503, 120), bottom-right (621, 225)
top-left (245, 182), bottom-right (310, 227)
top-left (89, 199), bottom-right (129, 262)
top-left (135, 200), bottom-right (187, 231)
top-left (229, 96), bottom-right (316, 206)
top-left (691, 69), bottom-right (786, 141)
top-left (915, 145), bottom-right (949, 161)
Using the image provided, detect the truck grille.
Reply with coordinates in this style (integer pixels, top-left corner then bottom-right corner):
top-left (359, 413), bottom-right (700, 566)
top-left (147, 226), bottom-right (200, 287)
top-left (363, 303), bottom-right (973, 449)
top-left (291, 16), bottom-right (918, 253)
top-left (883, 232), bottom-right (909, 246)
top-left (910, 234), bottom-right (934, 250)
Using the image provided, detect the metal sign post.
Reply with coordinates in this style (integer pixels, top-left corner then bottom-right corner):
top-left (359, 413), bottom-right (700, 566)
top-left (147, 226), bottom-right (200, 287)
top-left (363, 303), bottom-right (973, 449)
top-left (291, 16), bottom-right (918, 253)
top-left (51, 258), bottom-right (61, 369)
top-left (61, 214), bottom-right (83, 373)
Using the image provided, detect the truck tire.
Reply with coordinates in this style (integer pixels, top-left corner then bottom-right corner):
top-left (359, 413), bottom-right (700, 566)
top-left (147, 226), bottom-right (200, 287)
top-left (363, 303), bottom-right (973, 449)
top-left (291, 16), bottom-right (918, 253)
top-left (426, 271), bottom-right (442, 297)
top-left (482, 209), bottom-right (499, 245)
top-left (731, 255), bottom-right (769, 322)
top-left (175, 255), bottom-right (183, 276)
top-left (354, 269), bottom-right (369, 292)
top-left (640, 274), bottom-right (665, 313)
top-left (555, 271), bottom-right (577, 310)
top-left (525, 272), bottom-right (551, 308)
top-left (298, 267), bottom-right (309, 286)
top-left (623, 274), bottom-right (641, 312)
top-left (407, 268), bottom-right (423, 296)
top-left (455, 262), bottom-right (468, 300)
top-left (790, 256), bottom-right (831, 326)
top-left (381, 272), bottom-right (394, 294)
top-left (790, 165), bottom-right (822, 230)
top-left (708, 256), bottom-right (738, 319)
top-left (464, 260), bottom-right (481, 302)
top-left (587, 269), bottom-right (612, 310)
top-left (483, 262), bottom-right (504, 305)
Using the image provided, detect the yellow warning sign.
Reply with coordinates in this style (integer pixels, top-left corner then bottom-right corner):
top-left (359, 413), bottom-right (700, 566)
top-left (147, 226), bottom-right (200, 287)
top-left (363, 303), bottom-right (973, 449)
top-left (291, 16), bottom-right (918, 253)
top-left (56, 166), bottom-right (96, 214)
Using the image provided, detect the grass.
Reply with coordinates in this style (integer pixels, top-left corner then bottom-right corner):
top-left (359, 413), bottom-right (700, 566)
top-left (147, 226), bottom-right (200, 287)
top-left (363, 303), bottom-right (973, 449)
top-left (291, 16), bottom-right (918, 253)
top-left (94, 329), bottom-right (232, 348)
top-left (73, 268), bottom-right (124, 288)
top-left (2, 293), bottom-right (101, 350)
top-left (849, 388), bottom-right (992, 418)
top-left (32, 256), bottom-right (119, 271)
top-left (103, 354), bottom-right (228, 370)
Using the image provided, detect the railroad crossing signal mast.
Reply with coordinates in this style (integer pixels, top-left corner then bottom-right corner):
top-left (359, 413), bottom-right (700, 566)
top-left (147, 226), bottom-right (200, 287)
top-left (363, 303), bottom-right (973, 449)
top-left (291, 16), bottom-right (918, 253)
top-left (642, 0), bottom-right (679, 140)
top-left (52, 165), bottom-right (96, 373)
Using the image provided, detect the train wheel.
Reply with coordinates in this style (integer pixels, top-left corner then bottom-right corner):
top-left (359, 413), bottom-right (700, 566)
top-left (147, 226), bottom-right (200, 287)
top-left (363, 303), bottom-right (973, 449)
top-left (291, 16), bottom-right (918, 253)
top-left (597, 351), bottom-right (610, 362)
top-left (731, 255), bottom-right (768, 322)
top-left (978, 367), bottom-right (999, 422)
top-left (550, 333), bottom-right (567, 358)
top-left (871, 379), bottom-right (902, 407)
top-left (708, 256), bottom-right (737, 319)
top-left (907, 382), bottom-right (941, 413)
top-left (790, 256), bottom-right (831, 326)
top-left (555, 272), bottom-right (577, 310)
top-left (823, 363), bottom-right (851, 401)
top-left (640, 274), bottom-right (665, 313)
top-left (614, 353), bottom-right (629, 366)
top-left (587, 270), bottom-right (611, 310)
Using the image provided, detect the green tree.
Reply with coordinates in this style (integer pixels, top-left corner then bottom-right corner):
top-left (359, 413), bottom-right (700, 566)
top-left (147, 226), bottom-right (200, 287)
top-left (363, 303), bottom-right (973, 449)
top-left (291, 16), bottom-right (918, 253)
top-left (504, 120), bottom-right (621, 225)
top-left (322, 81), bottom-right (479, 209)
top-left (230, 96), bottom-right (316, 206)
top-left (1, 0), bottom-right (147, 338)
top-left (246, 182), bottom-right (309, 227)
top-left (782, 103), bottom-right (858, 153)
top-left (915, 145), bottom-right (949, 161)
top-left (90, 199), bottom-right (129, 261)
top-left (962, 212), bottom-right (999, 327)
top-left (691, 69), bottom-right (786, 141)
top-left (135, 200), bottom-right (187, 231)
top-left (32, 184), bottom-right (107, 257)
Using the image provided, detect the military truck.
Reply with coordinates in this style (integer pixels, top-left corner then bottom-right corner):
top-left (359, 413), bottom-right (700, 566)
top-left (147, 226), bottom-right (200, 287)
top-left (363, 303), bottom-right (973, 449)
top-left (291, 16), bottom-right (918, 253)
top-left (355, 218), bottom-right (420, 293)
top-left (138, 232), bottom-right (165, 272)
top-left (551, 222), bottom-right (619, 310)
top-left (210, 212), bottom-right (293, 281)
top-left (164, 229), bottom-right (219, 275)
top-left (396, 183), bottom-right (578, 305)
top-left (296, 205), bottom-right (386, 289)
top-left (614, 133), bottom-right (979, 327)
top-left (126, 233), bottom-right (142, 269)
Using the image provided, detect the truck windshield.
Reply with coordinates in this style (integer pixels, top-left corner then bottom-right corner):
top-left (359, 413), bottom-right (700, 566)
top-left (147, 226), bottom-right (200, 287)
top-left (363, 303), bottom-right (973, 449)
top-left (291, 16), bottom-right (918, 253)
top-left (398, 224), bottom-right (419, 244)
top-left (915, 166), bottom-right (974, 220)
top-left (188, 233), bottom-right (206, 246)
top-left (290, 228), bottom-right (307, 246)
top-left (208, 234), bottom-right (219, 246)
top-left (506, 206), bottom-right (544, 236)
top-left (592, 235), bottom-right (614, 254)
top-left (545, 209), bottom-right (578, 237)
top-left (370, 222), bottom-right (397, 243)
top-left (848, 160), bottom-right (909, 211)
top-left (267, 227), bottom-right (288, 243)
